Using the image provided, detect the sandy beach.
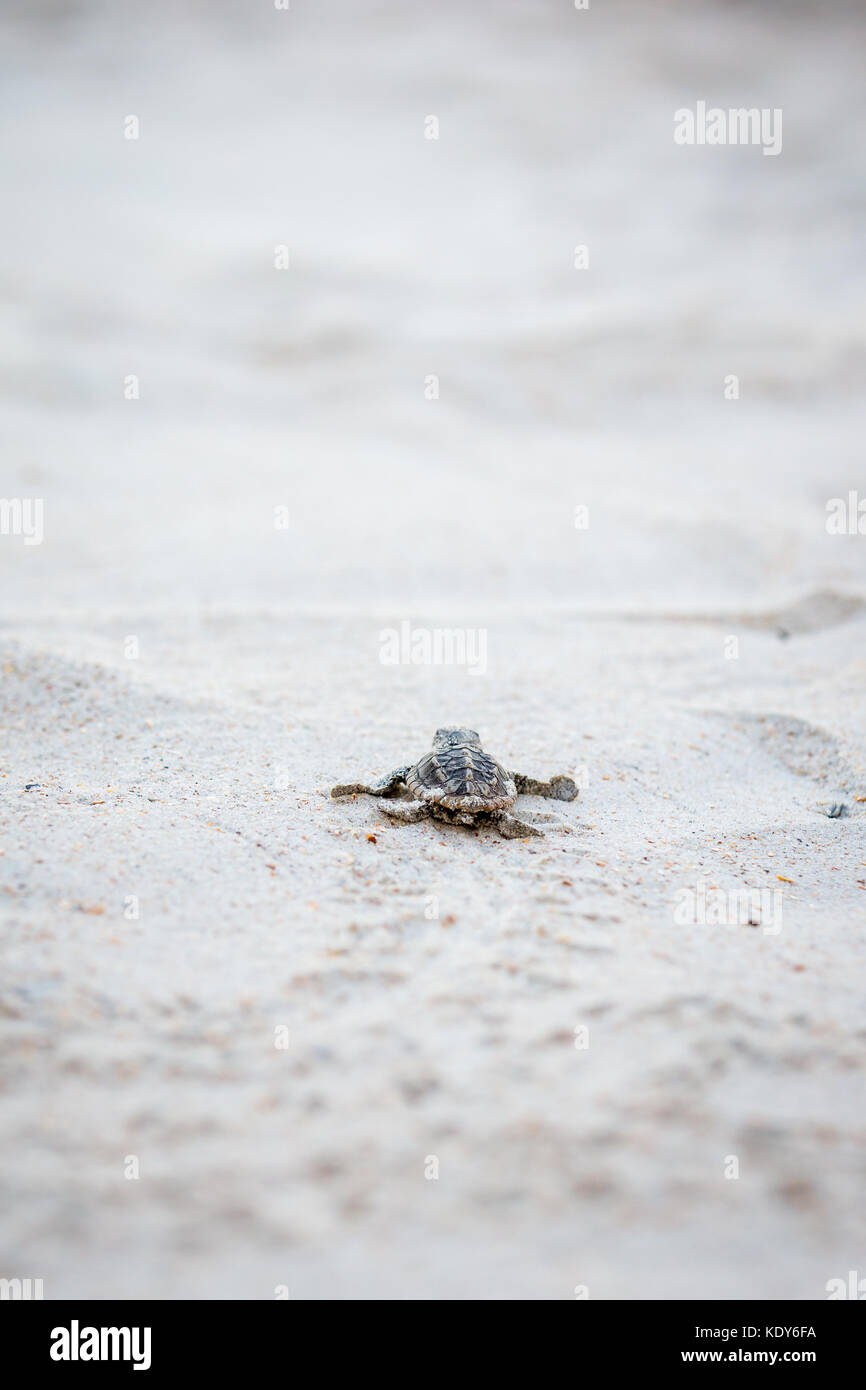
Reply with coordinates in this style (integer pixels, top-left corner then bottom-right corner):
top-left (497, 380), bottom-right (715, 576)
top-left (1, 0), bottom-right (865, 1299)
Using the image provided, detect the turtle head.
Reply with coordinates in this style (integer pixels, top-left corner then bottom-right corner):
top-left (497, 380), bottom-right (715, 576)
top-left (433, 727), bottom-right (481, 751)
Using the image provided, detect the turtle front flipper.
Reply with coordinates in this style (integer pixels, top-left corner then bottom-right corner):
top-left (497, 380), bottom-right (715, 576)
top-left (510, 772), bottom-right (578, 802)
top-left (331, 767), bottom-right (410, 800)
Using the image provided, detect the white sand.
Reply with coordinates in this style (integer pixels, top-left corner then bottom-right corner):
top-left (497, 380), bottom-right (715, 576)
top-left (1, 0), bottom-right (865, 1299)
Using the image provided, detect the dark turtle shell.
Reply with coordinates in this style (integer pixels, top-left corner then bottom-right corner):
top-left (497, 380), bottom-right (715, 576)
top-left (407, 742), bottom-right (516, 812)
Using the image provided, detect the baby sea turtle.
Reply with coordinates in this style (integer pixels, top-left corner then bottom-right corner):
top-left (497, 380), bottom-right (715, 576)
top-left (331, 727), bottom-right (578, 838)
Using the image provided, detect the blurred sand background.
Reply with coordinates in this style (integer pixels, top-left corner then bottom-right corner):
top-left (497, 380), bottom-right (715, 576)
top-left (1, 0), bottom-right (865, 1298)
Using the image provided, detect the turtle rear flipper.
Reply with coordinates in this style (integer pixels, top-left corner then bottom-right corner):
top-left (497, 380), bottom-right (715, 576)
top-left (379, 799), bottom-right (430, 824)
top-left (493, 812), bottom-right (543, 839)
